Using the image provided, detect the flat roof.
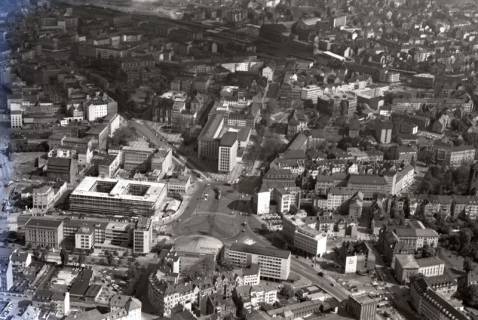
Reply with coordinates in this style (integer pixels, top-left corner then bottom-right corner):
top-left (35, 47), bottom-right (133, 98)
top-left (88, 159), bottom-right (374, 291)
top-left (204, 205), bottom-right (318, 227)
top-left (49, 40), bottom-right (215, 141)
top-left (229, 243), bottom-right (290, 260)
top-left (220, 132), bottom-right (238, 147)
top-left (348, 175), bottom-right (388, 186)
top-left (25, 218), bottom-right (63, 229)
top-left (199, 114), bottom-right (224, 140)
top-left (70, 177), bottom-right (166, 203)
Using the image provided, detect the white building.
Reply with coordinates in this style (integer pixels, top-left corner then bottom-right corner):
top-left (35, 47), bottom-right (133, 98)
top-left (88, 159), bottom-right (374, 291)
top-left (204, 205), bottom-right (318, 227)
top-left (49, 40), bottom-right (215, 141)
top-left (282, 213), bottom-right (327, 257)
top-left (256, 189), bottom-right (271, 215)
top-left (86, 101), bottom-right (108, 122)
top-left (224, 243), bottom-right (291, 280)
top-left (75, 226), bottom-right (95, 250)
top-left (133, 217), bottom-right (153, 254)
top-left (301, 85), bottom-right (323, 101)
top-left (218, 132), bottom-right (238, 173)
top-left (235, 284), bottom-right (277, 311)
top-left (10, 111), bottom-right (22, 128)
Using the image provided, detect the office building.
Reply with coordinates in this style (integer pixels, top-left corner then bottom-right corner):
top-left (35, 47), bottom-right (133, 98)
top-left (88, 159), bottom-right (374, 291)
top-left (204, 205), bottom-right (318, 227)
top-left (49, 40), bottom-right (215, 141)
top-left (218, 132), bottom-right (238, 173)
top-left (10, 111), bottom-right (22, 128)
top-left (75, 226), bottom-right (95, 250)
top-left (25, 218), bottom-right (64, 249)
top-left (122, 146), bottom-right (155, 172)
top-left (282, 212), bottom-right (327, 257)
top-left (69, 177), bottom-right (167, 217)
top-left (224, 243), bottom-right (291, 280)
top-left (133, 217), bottom-right (153, 255)
top-left (198, 114), bottom-right (225, 160)
top-left (346, 293), bottom-right (378, 320)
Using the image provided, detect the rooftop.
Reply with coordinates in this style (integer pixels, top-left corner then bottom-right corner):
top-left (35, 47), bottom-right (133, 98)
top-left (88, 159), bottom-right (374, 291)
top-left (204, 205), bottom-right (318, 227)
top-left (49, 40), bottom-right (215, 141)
top-left (220, 131), bottom-right (238, 147)
top-left (25, 218), bottom-right (63, 229)
top-left (229, 243), bottom-right (290, 260)
top-left (71, 177), bottom-right (166, 203)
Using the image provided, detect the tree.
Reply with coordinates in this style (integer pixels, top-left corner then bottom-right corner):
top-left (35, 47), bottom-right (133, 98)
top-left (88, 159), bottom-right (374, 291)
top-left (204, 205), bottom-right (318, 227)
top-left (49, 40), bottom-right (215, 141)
top-left (460, 228), bottom-right (473, 254)
top-left (463, 284), bottom-right (478, 307)
top-left (280, 284), bottom-right (295, 299)
top-left (60, 249), bottom-right (69, 266)
top-left (464, 257), bottom-right (474, 273)
top-left (78, 253), bottom-right (86, 266)
top-left (421, 243), bottom-right (436, 258)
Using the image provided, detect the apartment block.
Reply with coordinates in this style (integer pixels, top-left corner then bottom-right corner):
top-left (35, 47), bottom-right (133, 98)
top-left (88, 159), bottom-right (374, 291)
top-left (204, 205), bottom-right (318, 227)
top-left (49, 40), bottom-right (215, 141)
top-left (224, 243), bottom-right (291, 280)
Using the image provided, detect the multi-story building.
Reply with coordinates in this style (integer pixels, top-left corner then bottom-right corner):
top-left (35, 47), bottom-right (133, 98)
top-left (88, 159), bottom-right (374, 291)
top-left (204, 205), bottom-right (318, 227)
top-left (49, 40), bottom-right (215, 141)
top-left (347, 175), bottom-right (389, 200)
top-left (86, 100), bottom-right (108, 122)
top-left (69, 177), bottom-right (167, 217)
top-left (198, 114), bottom-right (224, 160)
top-left (75, 226), bottom-right (95, 250)
top-left (255, 188), bottom-right (271, 215)
top-left (282, 213), bottom-right (327, 257)
top-left (234, 285), bottom-right (277, 312)
top-left (96, 153), bottom-right (121, 178)
top-left (47, 149), bottom-right (78, 183)
top-left (410, 276), bottom-right (468, 320)
top-left (453, 195), bottom-right (478, 220)
top-left (148, 272), bottom-right (200, 317)
top-left (165, 175), bottom-right (192, 195)
top-left (218, 132), bottom-right (238, 173)
top-left (224, 243), bottom-right (291, 280)
top-left (346, 293), bottom-right (379, 320)
top-left (272, 187), bottom-right (300, 213)
top-left (122, 146), bottom-right (155, 172)
top-left (105, 222), bottom-right (131, 246)
top-left (133, 217), bottom-right (152, 255)
top-left (301, 85), bottom-right (323, 102)
top-left (10, 110), bottom-right (22, 128)
top-left (379, 226), bottom-right (439, 265)
top-left (25, 218), bottom-right (64, 249)
top-left (375, 121), bottom-right (393, 144)
top-left (32, 185), bottom-right (55, 213)
top-left (151, 148), bottom-right (173, 177)
top-left (435, 144), bottom-right (476, 167)
top-left (0, 261), bottom-right (13, 291)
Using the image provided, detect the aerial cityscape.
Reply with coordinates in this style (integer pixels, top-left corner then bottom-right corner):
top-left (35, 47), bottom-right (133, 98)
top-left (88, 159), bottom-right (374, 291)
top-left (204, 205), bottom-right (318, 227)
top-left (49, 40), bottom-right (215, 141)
top-left (1, 0), bottom-right (478, 320)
